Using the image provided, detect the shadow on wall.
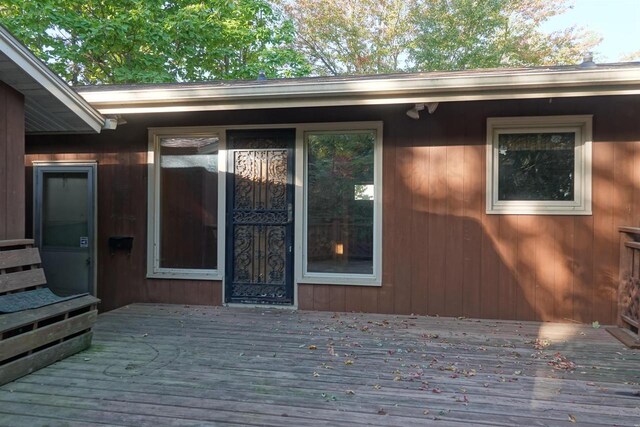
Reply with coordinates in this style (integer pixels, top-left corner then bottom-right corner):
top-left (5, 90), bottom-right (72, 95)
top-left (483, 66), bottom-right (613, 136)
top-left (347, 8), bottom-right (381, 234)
top-left (382, 98), bottom-right (640, 325)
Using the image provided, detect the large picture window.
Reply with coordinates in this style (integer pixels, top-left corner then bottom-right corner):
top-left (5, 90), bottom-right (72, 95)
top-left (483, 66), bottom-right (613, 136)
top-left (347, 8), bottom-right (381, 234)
top-left (302, 124), bottom-right (382, 285)
top-left (148, 128), bottom-right (222, 279)
top-left (486, 116), bottom-right (592, 215)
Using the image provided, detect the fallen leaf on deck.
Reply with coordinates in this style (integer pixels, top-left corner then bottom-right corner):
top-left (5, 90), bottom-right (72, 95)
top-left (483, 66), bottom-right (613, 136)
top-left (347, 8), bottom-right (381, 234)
top-left (373, 384), bottom-right (382, 390)
top-left (377, 409), bottom-right (387, 415)
top-left (313, 372), bottom-right (320, 377)
top-left (592, 321), bottom-right (600, 329)
top-left (345, 390), bottom-right (355, 395)
top-left (569, 414), bottom-right (577, 423)
top-left (548, 353), bottom-right (576, 371)
top-left (527, 338), bottom-right (551, 349)
top-left (345, 359), bottom-right (354, 365)
top-left (308, 345), bottom-right (317, 350)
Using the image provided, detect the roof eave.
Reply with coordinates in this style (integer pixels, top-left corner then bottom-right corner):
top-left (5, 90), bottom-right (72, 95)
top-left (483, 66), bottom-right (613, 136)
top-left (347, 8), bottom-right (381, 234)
top-left (79, 67), bottom-right (640, 114)
top-left (0, 26), bottom-right (105, 133)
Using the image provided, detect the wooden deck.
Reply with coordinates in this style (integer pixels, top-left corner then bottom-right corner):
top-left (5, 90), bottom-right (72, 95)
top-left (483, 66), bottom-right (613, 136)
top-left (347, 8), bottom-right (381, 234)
top-left (0, 304), bottom-right (639, 426)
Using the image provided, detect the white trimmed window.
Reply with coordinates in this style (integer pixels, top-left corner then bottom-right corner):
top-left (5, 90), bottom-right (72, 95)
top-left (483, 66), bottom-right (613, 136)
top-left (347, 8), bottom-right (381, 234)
top-left (486, 115), bottom-right (592, 215)
top-left (300, 123), bottom-right (383, 286)
top-left (147, 127), bottom-right (223, 279)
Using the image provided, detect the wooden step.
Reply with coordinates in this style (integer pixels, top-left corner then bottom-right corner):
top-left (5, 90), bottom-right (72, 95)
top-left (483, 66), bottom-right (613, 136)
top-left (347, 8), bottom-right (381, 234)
top-left (606, 326), bottom-right (640, 349)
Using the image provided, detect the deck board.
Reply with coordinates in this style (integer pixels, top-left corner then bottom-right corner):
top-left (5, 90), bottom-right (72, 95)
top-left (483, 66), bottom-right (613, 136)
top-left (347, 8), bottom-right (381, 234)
top-left (0, 304), bottom-right (639, 426)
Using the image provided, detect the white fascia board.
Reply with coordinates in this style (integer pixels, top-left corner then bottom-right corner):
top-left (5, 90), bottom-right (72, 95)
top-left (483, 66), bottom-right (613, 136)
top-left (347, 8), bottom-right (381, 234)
top-left (79, 67), bottom-right (640, 114)
top-left (0, 26), bottom-right (105, 133)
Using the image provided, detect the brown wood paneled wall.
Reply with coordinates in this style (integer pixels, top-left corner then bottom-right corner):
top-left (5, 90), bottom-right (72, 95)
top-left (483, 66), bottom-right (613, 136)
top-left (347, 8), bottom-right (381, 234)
top-left (0, 82), bottom-right (25, 240)
top-left (297, 96), bottom-right (640, 325)
top-left (26, 95), bottom-right (640, 323)
top-left (25, 115), bottom-right (222, 312)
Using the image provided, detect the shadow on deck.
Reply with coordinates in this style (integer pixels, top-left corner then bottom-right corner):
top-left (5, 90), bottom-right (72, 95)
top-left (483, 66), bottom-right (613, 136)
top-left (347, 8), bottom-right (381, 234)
top-left (0, 304), bottom-right (639, 426)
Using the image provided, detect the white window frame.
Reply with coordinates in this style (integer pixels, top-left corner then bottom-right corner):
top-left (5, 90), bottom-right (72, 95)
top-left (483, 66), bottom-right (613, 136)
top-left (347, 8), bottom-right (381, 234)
top-left (147, 122), bottom-right (383, 289)
top-left (296, 122), bottom-right (383, 286)
top-left (147, 126), bottom-right (226, 280)
top-left (486, 115), bottom-right (593, 215)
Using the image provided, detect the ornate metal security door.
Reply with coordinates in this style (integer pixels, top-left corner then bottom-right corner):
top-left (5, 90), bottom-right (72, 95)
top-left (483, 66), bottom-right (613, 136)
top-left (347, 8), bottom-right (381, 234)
top-left (226, 130), bottom-right (295, 304)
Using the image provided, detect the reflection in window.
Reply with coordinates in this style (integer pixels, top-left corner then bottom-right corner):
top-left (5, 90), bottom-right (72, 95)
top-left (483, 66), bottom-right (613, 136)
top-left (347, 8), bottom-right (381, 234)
top-left (42, 173), bottom-right (88, 247)
top-left (159, 136), bottom-right (218, 269)
top-left (306, 131), bottom-right (375, 275)
top-left (486, 115), bottom-right (592, 215)
top-left (354, 184), bottom-right (375, 201)
top-left (498, 132), bottom-right (575, 201)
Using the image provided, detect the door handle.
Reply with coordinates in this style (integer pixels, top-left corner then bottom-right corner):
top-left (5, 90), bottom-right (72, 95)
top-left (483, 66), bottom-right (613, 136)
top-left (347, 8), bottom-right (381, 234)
top-left (287, 203), bottom-right (293, 223)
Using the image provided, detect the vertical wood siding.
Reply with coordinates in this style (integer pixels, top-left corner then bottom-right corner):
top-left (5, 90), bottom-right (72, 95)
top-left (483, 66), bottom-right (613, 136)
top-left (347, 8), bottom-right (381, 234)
top-left (25, 118), bottom-right (222, 312)
top-left (26, 96), bottom-right (640, 323)
top-left (0, 82), bottom-right (24, 240)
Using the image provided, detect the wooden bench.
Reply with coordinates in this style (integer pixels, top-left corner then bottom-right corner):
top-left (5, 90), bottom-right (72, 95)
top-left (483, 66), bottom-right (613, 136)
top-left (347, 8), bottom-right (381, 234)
top-left (0, 239), bottom-right (100, 385)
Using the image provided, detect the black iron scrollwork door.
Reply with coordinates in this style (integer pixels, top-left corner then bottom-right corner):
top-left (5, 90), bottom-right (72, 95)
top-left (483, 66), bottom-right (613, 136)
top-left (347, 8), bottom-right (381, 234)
top-left (225, 129), bottom-right (295, 304)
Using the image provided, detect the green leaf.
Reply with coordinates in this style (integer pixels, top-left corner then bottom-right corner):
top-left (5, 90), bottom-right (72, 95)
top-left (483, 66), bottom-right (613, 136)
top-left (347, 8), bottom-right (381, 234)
top-left (0, 0), bottom-right (311, 84)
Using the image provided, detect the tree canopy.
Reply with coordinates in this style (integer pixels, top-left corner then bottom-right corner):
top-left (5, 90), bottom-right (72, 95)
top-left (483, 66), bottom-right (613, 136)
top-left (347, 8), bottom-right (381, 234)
top-left (0, 0), bottom-right (311, 84)
top-left (622, 50), bottom-right (640, 62)
top-left (0, 0), bottom-right (604, 84)
top-left (281, 0), bottom-right (601, 75)
top-left (278, 0), bottom-right (413, 75)
top-left (410, 0), bottom-right (600, 71)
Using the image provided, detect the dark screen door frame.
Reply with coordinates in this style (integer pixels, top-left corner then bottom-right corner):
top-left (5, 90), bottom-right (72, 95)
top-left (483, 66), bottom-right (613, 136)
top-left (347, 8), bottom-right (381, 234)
top-left (225, 129), bottom-right (295, 305)
top-left (33, 162), bottom-right (97, 296)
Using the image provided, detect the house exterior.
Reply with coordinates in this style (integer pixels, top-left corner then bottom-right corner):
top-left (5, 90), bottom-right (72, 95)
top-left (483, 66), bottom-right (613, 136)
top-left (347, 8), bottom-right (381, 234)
top-left (1, 23), bottom-right (637, 324)
top-left (20, 64), bottom-right (640, 326)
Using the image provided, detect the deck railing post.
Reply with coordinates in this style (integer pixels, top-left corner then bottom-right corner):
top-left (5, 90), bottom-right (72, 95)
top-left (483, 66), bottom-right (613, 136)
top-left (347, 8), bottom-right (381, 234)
top-left (618, 226), bottom-right (640, 333)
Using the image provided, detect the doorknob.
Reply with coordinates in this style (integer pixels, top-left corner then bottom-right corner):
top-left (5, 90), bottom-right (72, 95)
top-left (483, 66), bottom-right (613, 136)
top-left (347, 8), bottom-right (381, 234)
top-left (86, 257), bottom-right (91, 266)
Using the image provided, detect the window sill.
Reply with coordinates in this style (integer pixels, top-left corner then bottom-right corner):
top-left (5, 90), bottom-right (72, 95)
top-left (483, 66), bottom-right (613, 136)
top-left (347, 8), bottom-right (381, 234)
top-left (298, 275), bottom-right (382, 287)
top-left (486, 207), bottom-right (592, 215)
top-left (147, 270), bottom-right (223, 281)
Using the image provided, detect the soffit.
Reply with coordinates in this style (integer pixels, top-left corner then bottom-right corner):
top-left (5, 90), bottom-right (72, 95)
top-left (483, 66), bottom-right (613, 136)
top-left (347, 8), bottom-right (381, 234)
top-left (0, 26), bottom-right (104, 134)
